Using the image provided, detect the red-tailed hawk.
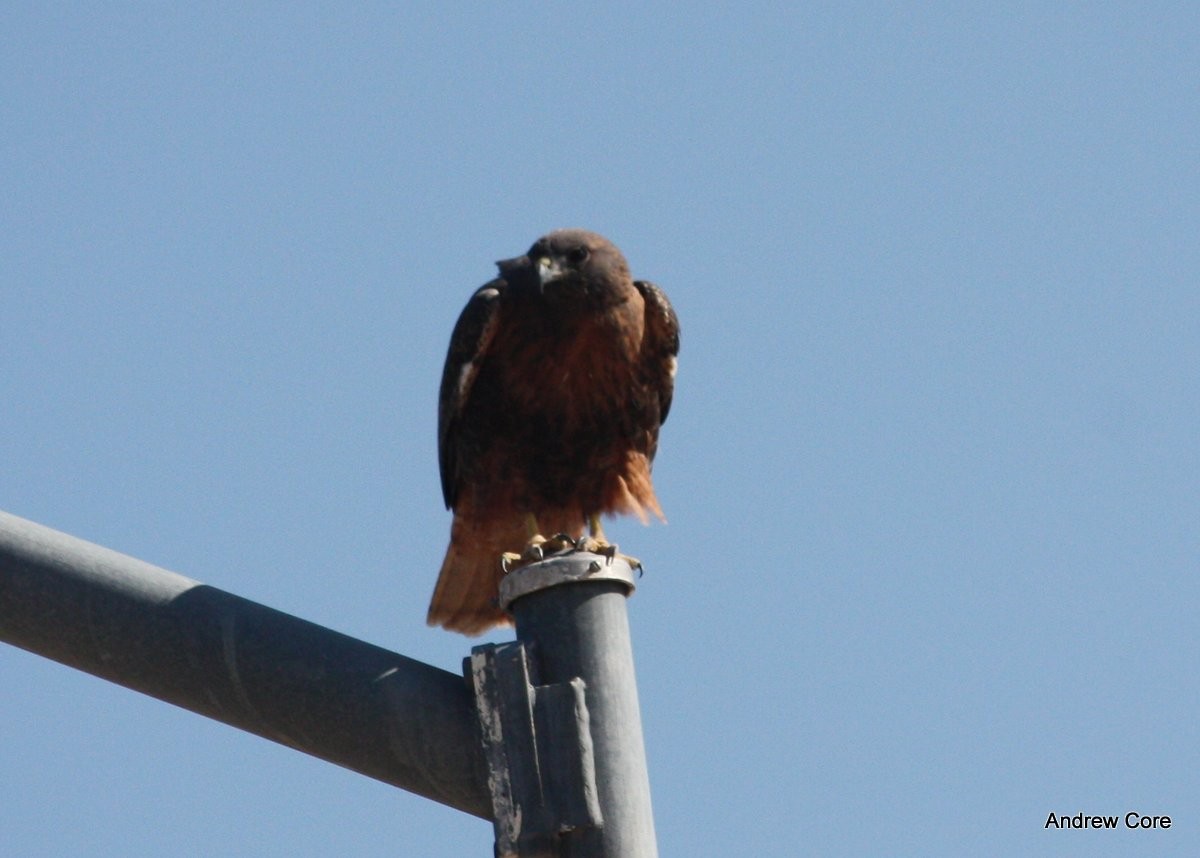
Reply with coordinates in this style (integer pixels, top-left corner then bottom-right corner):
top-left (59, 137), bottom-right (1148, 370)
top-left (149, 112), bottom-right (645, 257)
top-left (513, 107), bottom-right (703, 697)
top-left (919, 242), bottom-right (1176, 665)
top-left (428, 229), bottom-right (680, 635)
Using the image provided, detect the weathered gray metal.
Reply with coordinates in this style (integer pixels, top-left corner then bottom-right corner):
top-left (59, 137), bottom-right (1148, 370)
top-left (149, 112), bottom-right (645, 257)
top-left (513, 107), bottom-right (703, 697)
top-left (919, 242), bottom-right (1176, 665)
top-left (468, 641), bottom-right (602, 857)
top-left (473, 552), bottom-right (657, 858)
top-left (0, 510), bottom-right (490, 819)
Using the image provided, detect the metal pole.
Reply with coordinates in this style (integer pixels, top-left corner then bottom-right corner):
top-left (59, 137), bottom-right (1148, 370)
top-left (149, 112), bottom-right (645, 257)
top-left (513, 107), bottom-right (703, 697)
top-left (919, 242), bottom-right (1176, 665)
top-left (0, 510), bottom-right (491, 819)
top-left (486, 552), bottom-right (658, 858)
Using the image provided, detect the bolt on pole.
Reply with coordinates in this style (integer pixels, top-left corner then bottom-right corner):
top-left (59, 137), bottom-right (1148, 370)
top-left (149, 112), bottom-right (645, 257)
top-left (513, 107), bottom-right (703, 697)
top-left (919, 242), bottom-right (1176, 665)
top-left (469, 551), bottom-right (658, 858)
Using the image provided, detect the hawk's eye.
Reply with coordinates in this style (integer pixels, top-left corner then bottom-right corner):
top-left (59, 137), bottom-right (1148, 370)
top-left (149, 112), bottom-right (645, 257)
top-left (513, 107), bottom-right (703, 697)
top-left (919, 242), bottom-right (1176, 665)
top-left (566, 246), bottom-right (589, 265)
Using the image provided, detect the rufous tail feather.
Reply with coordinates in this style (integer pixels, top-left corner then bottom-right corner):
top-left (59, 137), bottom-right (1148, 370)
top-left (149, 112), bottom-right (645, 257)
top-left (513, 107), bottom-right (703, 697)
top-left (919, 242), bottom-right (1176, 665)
top-left (426, 540), bottom-right (510, 635)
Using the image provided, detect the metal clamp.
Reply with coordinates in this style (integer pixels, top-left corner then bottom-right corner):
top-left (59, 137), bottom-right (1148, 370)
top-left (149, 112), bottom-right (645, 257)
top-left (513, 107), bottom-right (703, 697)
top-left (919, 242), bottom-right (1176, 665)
top-left (468, 642), bottom-right (602, 857)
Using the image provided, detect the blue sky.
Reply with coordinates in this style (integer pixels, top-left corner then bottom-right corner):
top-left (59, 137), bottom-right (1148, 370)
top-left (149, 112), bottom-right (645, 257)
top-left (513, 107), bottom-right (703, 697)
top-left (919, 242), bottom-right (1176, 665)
top-left (3, 4), bottom-right (1197, 855)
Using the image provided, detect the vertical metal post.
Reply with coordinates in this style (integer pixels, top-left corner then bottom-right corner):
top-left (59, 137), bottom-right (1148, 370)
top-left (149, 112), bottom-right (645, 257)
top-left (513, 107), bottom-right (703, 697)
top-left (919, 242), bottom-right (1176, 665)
top-left (473, 551), bottom-right (657, 858)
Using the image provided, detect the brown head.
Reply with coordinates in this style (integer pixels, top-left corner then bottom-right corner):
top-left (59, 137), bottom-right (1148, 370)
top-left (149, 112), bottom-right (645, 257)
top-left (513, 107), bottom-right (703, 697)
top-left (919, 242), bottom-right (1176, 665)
top-left (497, 229), bottom-right (633, 308)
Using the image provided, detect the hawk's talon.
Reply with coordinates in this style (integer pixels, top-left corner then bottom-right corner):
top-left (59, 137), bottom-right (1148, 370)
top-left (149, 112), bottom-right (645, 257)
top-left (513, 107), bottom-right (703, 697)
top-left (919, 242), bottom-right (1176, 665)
top-left (571, 534), bottom-right (638, 571)
top-left (541, 532), bottom-right (576, 554)
top-left (593, 541), bottom-right (619, 565)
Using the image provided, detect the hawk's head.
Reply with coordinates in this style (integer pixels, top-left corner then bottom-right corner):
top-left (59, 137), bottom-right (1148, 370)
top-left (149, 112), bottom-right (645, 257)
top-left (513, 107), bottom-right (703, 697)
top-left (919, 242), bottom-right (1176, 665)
top-left (497, 229), bottom-right (632, 307)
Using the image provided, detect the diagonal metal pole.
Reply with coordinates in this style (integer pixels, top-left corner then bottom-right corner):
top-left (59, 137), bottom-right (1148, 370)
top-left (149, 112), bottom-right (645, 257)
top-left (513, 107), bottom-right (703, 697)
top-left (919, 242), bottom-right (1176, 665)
top-left (0, 509), bottom-right (491, 819)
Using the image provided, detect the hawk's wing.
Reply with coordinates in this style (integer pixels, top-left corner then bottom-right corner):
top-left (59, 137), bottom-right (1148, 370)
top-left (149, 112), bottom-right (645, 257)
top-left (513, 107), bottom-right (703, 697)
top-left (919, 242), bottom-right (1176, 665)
top-left (634, 280), bottom-right (680, 450)
top-left (438, 280), bottom-right (503, 509)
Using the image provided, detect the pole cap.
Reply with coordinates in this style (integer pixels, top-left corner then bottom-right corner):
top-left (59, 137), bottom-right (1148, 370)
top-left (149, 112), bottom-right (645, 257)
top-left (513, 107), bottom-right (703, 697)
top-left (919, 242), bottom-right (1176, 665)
top-left (498, 550), bottom-right (637, 613)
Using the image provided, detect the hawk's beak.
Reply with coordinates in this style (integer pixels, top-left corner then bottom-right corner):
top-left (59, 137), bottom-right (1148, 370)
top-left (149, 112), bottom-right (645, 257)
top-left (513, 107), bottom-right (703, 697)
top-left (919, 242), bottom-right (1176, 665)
top-left (535, 256), bottom-right (565, 289)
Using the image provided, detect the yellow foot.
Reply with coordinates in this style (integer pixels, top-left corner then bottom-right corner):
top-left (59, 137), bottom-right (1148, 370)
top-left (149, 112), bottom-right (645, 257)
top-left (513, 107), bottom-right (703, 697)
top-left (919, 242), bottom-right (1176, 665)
top-left (500, 532), bottom-right (578, 573)
top-left (500, 533), bottom-right (642, 574)
top-left (572, 535), bottom-right (641, 572)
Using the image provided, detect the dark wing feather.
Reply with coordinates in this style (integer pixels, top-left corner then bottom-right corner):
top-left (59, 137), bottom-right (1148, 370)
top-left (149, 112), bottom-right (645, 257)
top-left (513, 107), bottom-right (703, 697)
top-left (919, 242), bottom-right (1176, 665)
top-left (634, 280), bottom-right (680, 430)
top-left (438, 280), bottom-right (503, 509)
